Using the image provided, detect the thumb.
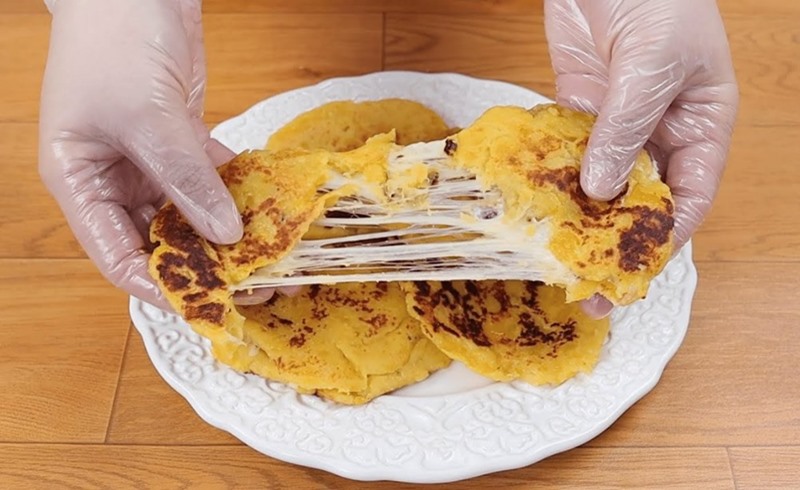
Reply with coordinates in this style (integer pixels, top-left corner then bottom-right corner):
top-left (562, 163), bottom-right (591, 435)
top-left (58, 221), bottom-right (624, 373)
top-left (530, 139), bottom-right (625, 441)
top-left (581, 62), bottom-right (682, 201)
top-left (123, 110), bottom-right (243, 244)
top-left (579, 294), bottom-right (613, 320)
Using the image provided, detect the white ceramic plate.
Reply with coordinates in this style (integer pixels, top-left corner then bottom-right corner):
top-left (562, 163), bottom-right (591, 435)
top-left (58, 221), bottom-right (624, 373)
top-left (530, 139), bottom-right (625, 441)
top-left (130, 71), bottom-right (697, 484)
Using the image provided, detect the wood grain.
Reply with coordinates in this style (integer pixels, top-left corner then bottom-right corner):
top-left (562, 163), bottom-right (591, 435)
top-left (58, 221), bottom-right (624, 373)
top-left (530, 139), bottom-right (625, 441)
top-left (1, 0), bottom-right (543, 15)
top-left (385, 14), bottom-right (556, 99)
top-left (384, 13), bottom-right (800, 265)
top-left (0, 123), bottom-right (84, 259)
top-left (0, 260), bottom-right (129, 443)
top-left (0, 1), bottom-right (46, 14)
top-left (721, 0), bottom-right (800, 18)
top-left (0, 15), bottom-right (49, 122)
top-left (11, 16), bottom-right (797, 262)
top-left (10, 0), bottom-right (800, 17)
top-left (723, 15), bottom-right (800, 127)
top-left (105, 333), bottom-right (240, 445)
top-left (385, 12), bottom-right (800, 129)
top-left (0, 445), bottom-right (734, 490)
top-left (0, 13), bottom-right (383, 124)
top-left (203, 0), bottom-right (542, 14)
top-left (3, 0), bottom-right (799, 487)
top-left (728, 447), bottom-right (800, 490)
top-left (587, 262), bottom-right (800, 447)
top-left (691, 126), bottom-right (800, 262)
top-left (4, 13), bottom-right (383, 257)
top-left (203, 14), bottom-right (383, 124)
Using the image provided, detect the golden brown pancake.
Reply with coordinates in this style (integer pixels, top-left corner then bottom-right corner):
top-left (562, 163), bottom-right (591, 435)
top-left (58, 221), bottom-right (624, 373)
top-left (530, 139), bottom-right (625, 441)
top-left (402, 280), bottom-right (610, 385)
top-left (267, 99), bottom-right (452, 152)
top-left (451, 104), bottom-right (674, 304)
top-left (234, 282), bottom-right (450, 404)
top-left (149, 148), bottom-right (343, 338)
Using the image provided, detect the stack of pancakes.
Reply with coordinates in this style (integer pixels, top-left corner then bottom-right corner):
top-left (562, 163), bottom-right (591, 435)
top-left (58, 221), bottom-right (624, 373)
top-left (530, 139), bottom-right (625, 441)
top-left (149, 99), bottom-right (673, 404)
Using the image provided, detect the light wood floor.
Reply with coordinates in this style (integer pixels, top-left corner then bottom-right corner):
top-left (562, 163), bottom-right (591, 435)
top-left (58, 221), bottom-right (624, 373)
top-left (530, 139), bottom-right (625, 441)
top-left (1, 1), bottom-right (798, 488)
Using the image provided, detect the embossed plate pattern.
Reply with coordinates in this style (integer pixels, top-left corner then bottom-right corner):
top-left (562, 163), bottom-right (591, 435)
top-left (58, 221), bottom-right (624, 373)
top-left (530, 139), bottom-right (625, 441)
top-left (130, 72), bottom-right (697, 484)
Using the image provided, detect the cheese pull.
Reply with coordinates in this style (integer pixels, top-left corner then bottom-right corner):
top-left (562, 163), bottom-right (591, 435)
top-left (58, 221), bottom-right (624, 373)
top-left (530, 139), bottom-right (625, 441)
top-left (235, 139), bottom-right (575, 292)
top-left (151, 104), bottom-right (674, 311)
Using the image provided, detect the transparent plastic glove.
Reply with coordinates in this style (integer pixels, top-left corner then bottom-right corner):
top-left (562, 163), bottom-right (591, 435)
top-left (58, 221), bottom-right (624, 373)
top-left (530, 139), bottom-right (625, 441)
top-left (39, 0), bottom-right (264, 309)
top-left (545, 0), bottom-right (739, 318)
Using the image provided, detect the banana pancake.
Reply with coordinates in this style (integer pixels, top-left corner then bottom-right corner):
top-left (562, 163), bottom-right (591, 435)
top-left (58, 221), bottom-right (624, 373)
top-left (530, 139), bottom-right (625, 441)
top-left (267, 99), bottom-right (452, 152)
top-left (402, 280), bottom-right (610, 385)
top-left (450, 104), bottom-right (674, 304)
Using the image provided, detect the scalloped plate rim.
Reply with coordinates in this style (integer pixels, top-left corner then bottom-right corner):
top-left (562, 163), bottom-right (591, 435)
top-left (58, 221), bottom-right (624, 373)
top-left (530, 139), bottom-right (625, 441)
top-left (130, 71), bottom-right (698, 484)
top-left (130, 252), bottom-right (695, 483)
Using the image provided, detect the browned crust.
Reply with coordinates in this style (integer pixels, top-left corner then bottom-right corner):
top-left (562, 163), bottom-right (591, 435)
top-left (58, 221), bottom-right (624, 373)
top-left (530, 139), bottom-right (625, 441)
top-left (148, 149), bottom-right (336, 331)
top-left (525, 165), bottom-right (674, 274)
top-left (407, 280), bottom-right (585, 356)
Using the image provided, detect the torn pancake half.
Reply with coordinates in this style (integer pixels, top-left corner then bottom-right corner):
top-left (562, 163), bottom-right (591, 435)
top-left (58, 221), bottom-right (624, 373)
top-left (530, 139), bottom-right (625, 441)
top-left (148, 142), bottom-right (371, 342)
top-left (448, 104), bottom-right (675, 303)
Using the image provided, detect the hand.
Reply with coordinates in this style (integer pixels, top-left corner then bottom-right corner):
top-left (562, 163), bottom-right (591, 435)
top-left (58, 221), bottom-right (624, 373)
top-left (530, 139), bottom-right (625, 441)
top-left (39, 0), bottom-right (247, 309)
top-left (545, 0), bottom-right (739, 318)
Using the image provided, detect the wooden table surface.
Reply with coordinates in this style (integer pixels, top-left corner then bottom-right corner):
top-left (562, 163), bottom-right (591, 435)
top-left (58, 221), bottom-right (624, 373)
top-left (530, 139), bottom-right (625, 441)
top-left (1, 0), bottom-right (798, 488)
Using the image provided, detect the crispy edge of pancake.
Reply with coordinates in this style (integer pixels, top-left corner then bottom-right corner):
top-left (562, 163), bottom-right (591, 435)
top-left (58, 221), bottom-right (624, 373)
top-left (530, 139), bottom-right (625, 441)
top-left (401, 280), bottom-right (611, 385)
top-left (451, 104), bottom-right (674, 304)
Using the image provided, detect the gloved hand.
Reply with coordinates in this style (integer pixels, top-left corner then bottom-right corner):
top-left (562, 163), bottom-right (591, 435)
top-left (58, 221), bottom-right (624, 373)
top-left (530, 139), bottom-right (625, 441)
top-left (545, 0), bottom-right (739, 318)
top-left (38, 0), bottom-right (263, 309)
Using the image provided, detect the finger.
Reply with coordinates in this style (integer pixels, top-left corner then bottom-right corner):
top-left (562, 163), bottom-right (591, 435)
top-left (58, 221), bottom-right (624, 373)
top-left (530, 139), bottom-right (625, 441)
top-left (68, 196), bottom-right (173, 311)
top-left (233, 288), bottom-right (276, 305)
top-left (545, 0), bottom-right (608, 84)
top-left (232, 285), bottom-right (304, 305)
top-left (554, 73), bottom-right (606, 115)
top-left (130, 203), bottom-right (158, 253)
top-left (113, 251), bottom-right (174, 313)
top-left (124, 111), bottom-right (243, 245)
top-left (643, 141), bottom-right (669, 180)
top-left (581, 61), bottom-right (684, 201)
top-left (546, 0), bottom-right (608, 115)
top-left (665, 143), bottom-right (726, 250)
top-left (205, 138), bottom-right (236, 167)
top-left (278, 285), bottom-right (303, 297)
top-left (189, 117), bottom-right (236, 167)
top-left (580, 294), bottom-right (613, 320)
top-left (176, 0), bottom-right (206, 117)
top-left (650, 90), bottom-right (738, 250)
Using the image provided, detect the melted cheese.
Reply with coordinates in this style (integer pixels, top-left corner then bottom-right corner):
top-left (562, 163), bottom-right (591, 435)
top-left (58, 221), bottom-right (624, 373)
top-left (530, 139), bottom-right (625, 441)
top-left (238, 138), bottom-right (576, 292)
top-left (239, 105), bottom-right (673, 306)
